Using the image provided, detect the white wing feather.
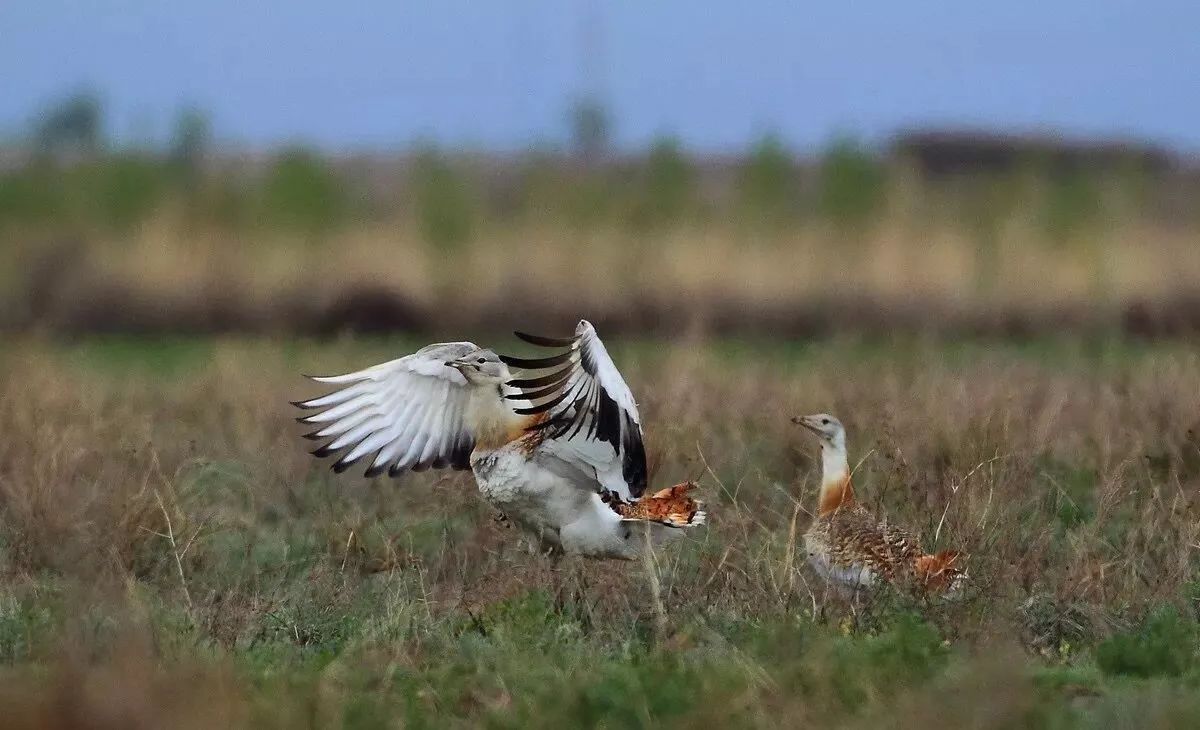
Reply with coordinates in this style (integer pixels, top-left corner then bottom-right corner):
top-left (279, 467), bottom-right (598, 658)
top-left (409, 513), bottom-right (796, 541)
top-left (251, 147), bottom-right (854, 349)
top-left (293, 342), bottom-right (478, 477)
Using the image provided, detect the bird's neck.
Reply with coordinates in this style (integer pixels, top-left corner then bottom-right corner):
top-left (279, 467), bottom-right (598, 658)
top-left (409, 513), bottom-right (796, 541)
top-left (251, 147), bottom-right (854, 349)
top-left (467, 383), bottom-right (531, 451)
top-left (818, 442), bottom-right (855, 516)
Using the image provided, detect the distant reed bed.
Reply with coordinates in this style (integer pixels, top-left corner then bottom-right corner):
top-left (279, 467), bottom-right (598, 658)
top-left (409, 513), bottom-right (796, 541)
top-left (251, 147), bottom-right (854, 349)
top-left (3, 99), bottom-right (1199, 338)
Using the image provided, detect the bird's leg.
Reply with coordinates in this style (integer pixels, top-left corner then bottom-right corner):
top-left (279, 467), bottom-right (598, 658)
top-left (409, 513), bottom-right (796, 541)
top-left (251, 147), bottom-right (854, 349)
top-left (550, 553), bottom-right (579, 614)
top-left (849, 587), bottom-right (863, 632)
top-left (572, 557), bottom-right (590, 605)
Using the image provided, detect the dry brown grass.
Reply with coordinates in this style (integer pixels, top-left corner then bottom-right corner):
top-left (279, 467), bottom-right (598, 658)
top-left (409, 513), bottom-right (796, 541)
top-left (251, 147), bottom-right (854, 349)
top-left (0, 336), bottom-right (1197, 726)
top-left (5, 216), bottom-right (1200, 337)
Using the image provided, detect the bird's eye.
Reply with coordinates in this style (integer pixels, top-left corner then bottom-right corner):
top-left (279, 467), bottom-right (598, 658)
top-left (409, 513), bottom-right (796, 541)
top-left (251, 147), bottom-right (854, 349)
top-left (477, 358), bottom-right (486, 364)
top-left (821, 418), bottom-right (830, 425)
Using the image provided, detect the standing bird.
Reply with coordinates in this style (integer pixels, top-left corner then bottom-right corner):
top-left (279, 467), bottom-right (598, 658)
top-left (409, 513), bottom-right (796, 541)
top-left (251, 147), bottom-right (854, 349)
top-left (792, 414), bottom-right (965, 597)
top-left (292, 320), bottom-right (704, 559)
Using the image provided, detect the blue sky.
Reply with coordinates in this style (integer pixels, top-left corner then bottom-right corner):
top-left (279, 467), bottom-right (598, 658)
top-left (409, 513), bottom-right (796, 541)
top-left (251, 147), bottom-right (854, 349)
top-left (3, 1), bottom-right (1197, 152)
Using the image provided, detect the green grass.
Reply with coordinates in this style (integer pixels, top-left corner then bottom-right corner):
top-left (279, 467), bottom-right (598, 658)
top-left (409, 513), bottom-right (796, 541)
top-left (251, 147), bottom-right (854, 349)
top-left (1, 337), bottom-right (1199, 727)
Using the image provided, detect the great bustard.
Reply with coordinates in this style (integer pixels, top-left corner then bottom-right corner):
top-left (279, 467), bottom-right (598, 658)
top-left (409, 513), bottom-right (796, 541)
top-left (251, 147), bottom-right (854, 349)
top-left (292, 320), bottom-right (705, 560)
top-left (793, 413), bottom-right (965, 597)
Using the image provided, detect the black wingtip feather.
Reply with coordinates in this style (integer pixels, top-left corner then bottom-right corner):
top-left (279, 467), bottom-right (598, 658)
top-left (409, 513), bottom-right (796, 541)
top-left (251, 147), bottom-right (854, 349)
top-left (513, 389), bottom-right (571, 415)
top-left (311, 444), bottom-right (338, 458)
top-left (507, 379), bottom-right (572, 403)
top-left (514, 331), bottom-right (577, 348)
top-left (364, 463), bottom-right (388, 478)
top-left (301, 430), bottom-right (325, 441)
top-left (622, 414), bottom-right (648, 498)
top-left (499, 352), bottom-right (575, 369)
top-left (505, 367), bottom-right (573, 390)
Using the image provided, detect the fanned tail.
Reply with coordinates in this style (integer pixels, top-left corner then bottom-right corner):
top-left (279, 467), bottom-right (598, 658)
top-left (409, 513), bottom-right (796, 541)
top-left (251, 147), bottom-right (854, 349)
top-left (913, 549), bottom-right (967, 597)
top-left (613, 482), bottom-right (706, 528)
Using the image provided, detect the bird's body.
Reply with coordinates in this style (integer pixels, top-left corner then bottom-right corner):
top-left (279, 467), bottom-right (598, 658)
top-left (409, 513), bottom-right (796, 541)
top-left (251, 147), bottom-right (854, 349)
top-left (804, 503), bottom-right (923, 590)
top-left (293, 321), bottom-right (704, 560)
top-left (469, 432), bottom-right (629, 556)
top-left (795, 414), bottom-right (964, 596)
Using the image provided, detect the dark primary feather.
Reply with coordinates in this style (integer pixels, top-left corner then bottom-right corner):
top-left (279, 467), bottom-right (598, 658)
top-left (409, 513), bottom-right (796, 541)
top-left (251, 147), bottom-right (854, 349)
top-left (513, 389), bottom-right (572, 415)
top-left (498, 352), bottom-right (575, 369)
top-left (506, 369), bottom-right (574, 390)
top-left (514, 331), bottom-right (576, 347)
top-left (502, 322), bottom-right (648, 497)
top-left (505, 369), bottom-right (574, 402)
top-left (621, 413), bottom-right (647, 491)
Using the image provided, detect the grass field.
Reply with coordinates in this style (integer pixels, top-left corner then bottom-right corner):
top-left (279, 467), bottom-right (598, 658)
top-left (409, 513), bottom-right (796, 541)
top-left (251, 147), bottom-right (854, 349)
top-left (0, 335), bottom-right (1198, 728)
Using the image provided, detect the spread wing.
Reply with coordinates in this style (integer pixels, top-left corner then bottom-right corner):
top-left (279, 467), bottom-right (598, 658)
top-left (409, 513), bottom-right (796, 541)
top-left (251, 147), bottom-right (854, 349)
top-left (292, 342), bottom-right (478, 477)
top-left (499, 320), bottom-right (647, 500)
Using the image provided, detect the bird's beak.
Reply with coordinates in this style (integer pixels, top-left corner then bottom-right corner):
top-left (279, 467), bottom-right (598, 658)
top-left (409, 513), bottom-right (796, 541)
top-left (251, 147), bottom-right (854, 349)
top-left (791, 415), bottom-right (821, 435)
top-left (446, 356), bottom-right (484, 373)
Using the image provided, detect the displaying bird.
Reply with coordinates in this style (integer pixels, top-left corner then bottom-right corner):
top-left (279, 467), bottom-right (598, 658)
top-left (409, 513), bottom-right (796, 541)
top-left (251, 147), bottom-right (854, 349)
top-left (792, 413), bottom-right (965, 597)
top-left (292, 320), bottom-right (705, 559)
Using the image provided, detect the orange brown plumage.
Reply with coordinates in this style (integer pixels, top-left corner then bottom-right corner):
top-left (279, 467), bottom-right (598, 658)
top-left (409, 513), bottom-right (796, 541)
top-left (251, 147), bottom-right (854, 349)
top-left (913, 549), bottom-right (966, 592)
top-left (611, 482), bottom-right (706, 527)
top-left (817, 473), bottom-right (856, 516)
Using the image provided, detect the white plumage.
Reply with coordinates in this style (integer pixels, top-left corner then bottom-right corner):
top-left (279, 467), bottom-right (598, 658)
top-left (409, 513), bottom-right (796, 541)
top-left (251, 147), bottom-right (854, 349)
top-left (299, 342), bottom-right (477, 475)
top-left (293, 320), bottom-right (705, 559)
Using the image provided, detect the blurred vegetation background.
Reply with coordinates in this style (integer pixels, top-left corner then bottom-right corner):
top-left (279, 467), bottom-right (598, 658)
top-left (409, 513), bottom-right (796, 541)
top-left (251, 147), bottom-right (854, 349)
top-left (4, 5), bottom-right (1200, 726)
top-left (2, 81), bottom-right (1200, 728)
top-left (3, 92), bottom-right (1199, 340)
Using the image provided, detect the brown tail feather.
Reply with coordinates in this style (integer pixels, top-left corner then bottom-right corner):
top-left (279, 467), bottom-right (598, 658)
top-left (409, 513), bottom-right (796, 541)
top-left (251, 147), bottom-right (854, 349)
top-left (614, 482), bottom-right (706, 528)
top-left (913, 550), bottom-right (966, 594)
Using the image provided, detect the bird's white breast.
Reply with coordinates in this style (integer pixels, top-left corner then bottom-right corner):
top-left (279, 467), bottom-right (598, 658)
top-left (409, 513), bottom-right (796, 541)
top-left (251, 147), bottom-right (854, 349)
top-left (470, 446), bottom-right (529, 504)
top-left (470, 439), bottom-right (638, 558)
top-left (472, 441), bottom-right (586, 533)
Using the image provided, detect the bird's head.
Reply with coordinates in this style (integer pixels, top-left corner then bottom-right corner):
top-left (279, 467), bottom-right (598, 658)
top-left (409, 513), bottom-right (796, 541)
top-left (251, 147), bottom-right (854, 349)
top-left (792, 413), bottom-right (846, 451)
top-left (445, 348), bottom-right (509, 385)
